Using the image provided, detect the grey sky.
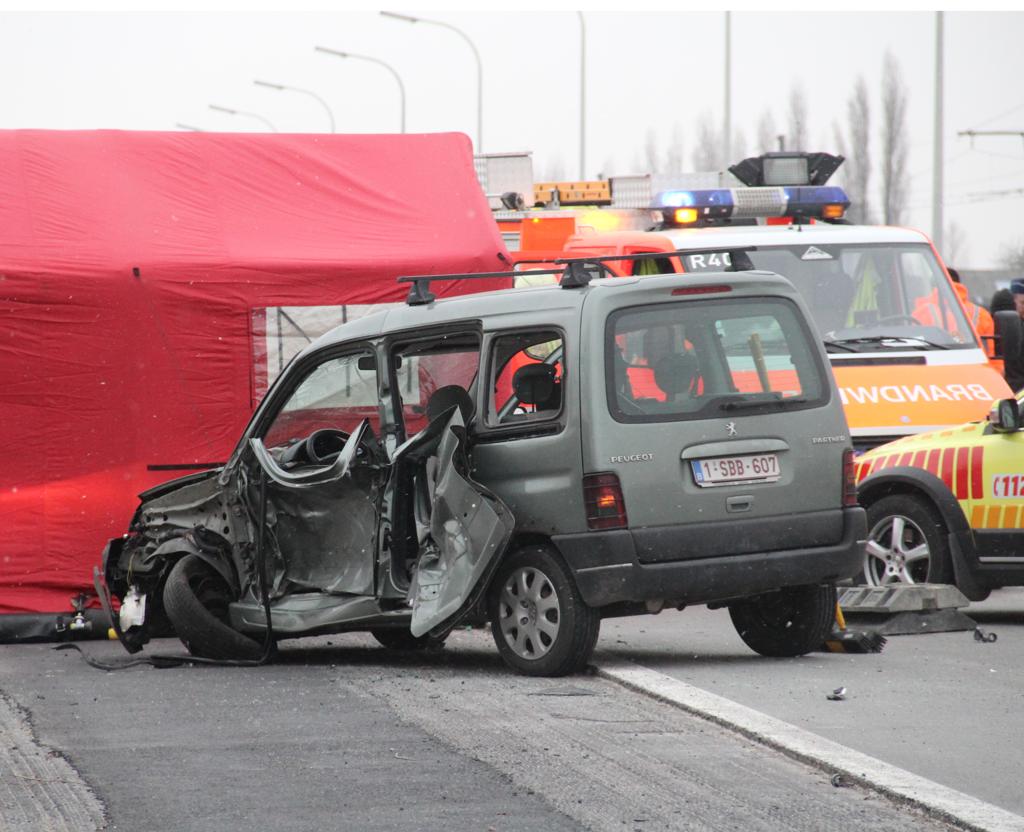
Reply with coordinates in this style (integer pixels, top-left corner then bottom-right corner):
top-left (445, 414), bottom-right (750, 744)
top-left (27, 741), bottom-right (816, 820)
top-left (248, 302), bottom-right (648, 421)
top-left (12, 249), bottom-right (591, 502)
top-left (2, 10), bottom-right (1023, 267)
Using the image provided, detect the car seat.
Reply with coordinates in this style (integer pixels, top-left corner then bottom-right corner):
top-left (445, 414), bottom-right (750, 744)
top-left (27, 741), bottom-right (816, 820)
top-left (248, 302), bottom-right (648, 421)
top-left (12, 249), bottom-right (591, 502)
top-left (510, 363), bottom-right (561, 417)
top-left (653, 353), bottom-right (698, 402)
top-left (425, 384), bottom-right (474, 425)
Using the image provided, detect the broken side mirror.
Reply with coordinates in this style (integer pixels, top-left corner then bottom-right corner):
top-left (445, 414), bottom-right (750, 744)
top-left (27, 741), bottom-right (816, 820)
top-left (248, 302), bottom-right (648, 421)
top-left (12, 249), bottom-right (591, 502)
top-left (988, 398), bottom-right (1021, 433)
top-left (993, 310), bottom-right (1023, 361)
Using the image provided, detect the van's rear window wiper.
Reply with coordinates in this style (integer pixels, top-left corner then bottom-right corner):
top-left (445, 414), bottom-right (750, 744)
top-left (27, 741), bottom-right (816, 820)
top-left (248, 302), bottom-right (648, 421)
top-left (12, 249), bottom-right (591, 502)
top-left (822, 339), bottom-right (858, 353)
top-left (718, 394), bottom-right (807, 411)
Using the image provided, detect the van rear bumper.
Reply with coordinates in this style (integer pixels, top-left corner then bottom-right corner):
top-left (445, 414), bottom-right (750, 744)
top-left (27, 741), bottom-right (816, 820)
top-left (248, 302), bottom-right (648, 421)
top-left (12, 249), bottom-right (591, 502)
top-left (553, 507), bottom-right (867, 608)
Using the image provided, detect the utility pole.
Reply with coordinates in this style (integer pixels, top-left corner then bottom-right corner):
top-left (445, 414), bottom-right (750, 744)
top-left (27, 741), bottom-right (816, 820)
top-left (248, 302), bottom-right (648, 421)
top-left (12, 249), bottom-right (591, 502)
top-left (723, 11), bottom-right (731, 164)
top-left (932, 11), bottom-right (944, 254)
top-left (578, 12), bottom-right (586, 180)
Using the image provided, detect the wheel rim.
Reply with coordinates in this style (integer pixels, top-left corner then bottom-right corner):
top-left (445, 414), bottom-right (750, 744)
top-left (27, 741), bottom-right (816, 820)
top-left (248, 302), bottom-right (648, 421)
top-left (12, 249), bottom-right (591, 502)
top-left (497, 566), bottom-right (561, 660)
top-left (865, 513), bottom-right (931, 585)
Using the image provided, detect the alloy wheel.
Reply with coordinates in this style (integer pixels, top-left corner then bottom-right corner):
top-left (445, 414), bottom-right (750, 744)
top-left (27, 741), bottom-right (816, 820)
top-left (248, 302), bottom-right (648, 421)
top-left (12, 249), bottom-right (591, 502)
top-left (864, 513), bottom-right (932, 585)
top-left (497, 566), bottom-right (561, 660)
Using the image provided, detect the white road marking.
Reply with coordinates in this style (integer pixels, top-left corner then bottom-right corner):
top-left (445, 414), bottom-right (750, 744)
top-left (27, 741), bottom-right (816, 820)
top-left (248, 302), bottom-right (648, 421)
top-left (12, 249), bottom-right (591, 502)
top-left (596, 657), bottom-right (1024, 832)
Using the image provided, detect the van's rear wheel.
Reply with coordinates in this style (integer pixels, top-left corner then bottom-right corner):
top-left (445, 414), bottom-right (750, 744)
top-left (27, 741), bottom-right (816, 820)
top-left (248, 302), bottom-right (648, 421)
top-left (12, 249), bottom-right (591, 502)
top-left (488, 546), bottom-right (600, 677)
top-left (729, 584), bottom-right (836, 657)
top-left (163, 555), bottom-right (262, 661)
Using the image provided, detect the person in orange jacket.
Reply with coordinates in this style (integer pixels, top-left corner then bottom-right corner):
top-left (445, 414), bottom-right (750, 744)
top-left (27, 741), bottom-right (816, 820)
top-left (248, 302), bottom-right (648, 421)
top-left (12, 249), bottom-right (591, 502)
top-left (948, 268), bottom-right (994, 355)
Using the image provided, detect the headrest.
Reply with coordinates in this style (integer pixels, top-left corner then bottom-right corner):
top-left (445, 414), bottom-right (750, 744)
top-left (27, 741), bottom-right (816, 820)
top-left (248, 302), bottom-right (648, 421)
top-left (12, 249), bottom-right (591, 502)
top-left (653, 353), bottom-right (698, 396)
top-left (512, 363), bottom-right (556, 405)
top-left (426, 385), bottom-right (474, 424)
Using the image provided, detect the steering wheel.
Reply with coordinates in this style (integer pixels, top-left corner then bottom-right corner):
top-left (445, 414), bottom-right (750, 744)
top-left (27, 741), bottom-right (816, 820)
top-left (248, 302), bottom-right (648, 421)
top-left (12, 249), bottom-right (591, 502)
top-left (876, 314), bottom-right (922, 326)
top-left (280, 428), bottom-right (350, 467)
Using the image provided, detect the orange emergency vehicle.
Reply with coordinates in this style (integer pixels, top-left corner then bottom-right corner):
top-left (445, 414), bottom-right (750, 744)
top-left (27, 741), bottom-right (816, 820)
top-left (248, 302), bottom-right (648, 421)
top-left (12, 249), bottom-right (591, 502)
top-left (509, 153), bottom-right (1014, 452)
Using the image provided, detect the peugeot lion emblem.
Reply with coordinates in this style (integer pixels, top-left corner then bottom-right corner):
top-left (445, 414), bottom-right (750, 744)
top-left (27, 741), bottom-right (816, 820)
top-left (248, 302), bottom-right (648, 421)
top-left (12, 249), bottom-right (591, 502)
top-left (726, 421), bottom-right (737, 437)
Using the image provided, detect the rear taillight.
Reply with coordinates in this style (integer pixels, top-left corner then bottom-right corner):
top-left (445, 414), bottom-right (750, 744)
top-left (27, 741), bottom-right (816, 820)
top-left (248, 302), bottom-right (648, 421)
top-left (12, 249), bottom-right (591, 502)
top-left (583, 472), bottom-right (628, 530)
top-left (842, 449), bottom-right (858, 507)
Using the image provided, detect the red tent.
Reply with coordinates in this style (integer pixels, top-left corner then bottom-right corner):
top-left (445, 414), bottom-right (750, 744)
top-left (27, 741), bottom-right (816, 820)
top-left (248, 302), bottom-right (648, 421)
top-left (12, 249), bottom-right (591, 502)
top-left (0, 129), bottom-right (508, 633)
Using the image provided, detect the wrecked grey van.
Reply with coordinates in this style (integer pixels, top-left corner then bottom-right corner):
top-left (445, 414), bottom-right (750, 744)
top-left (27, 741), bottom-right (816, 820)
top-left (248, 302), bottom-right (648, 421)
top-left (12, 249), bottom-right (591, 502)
top-left (99, 266), bottom-right (867, 676)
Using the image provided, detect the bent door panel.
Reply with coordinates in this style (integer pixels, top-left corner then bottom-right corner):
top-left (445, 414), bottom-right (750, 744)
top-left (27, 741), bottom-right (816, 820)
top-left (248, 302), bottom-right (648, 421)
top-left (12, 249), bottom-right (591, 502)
top-left (249, 423), bottom-right (382, 596)
top-left (395, 410), bottom-right (514, 637)
top-left (250, 349), bottom-right (384, 598)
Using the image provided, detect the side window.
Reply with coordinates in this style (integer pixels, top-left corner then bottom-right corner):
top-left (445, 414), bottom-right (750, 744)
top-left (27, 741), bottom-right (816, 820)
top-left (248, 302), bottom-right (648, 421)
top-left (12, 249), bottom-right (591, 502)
top-left (392, 333), bottom-right (481, 436)
top-left (488, 330), bottom-right (565, 426)
top-left (262, 350), bottom-right (379, 449)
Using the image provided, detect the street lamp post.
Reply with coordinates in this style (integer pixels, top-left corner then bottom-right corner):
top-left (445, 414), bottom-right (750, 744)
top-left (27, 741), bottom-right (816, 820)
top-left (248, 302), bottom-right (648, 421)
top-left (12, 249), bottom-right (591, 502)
top-left (208, 104), bottom-right (278, 132)
top-left (254, 79), bottom-right (336, 133)
top-left (380, 11), bottom-right (482, 150)
top-left (314, 46), bottom-right (406, 133)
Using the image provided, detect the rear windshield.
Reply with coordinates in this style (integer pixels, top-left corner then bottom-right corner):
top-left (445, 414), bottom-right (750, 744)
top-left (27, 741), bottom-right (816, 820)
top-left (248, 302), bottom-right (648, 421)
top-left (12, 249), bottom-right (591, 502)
top-left (607, 297), bottom-right (828, 422)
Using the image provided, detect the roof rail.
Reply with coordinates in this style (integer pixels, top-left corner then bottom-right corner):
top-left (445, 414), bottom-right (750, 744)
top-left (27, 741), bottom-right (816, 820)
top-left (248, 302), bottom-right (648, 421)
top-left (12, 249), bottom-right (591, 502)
top-left (395, 248), bottom-right (756, 306)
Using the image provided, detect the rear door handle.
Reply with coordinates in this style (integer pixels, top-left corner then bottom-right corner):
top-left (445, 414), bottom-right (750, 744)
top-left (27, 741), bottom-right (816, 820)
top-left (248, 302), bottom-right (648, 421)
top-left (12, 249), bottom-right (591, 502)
top-left (726, 495), bottom-right (752, 513)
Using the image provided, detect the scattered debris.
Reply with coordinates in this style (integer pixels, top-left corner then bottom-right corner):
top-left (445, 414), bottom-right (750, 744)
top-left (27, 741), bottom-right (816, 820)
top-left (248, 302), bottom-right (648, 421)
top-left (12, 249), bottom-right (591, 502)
top-left (973, 627), bottom-right (998, 643)
top-left (826, 686), bottom-right (847, 701)
top-left (830, 773), bottom-right (847, 788)
top-left (819, 602), bottom-right (886, 653)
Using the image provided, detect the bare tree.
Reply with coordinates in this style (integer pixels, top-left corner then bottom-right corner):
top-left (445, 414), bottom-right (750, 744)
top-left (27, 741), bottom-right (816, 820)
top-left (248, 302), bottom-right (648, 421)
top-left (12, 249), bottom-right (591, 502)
top-left (643, 127), bottom-right (662, 174)
top-left (540, 152), bottom-right (566, 182)
top-left (691, 113), bottom-right (721, 170)
top-left (756, 110), bottom-right (777, 154)
top-left (945, 222), bottom-right (968, 265)
top-left (731, 128), bottom-right (746, 162)
top-left (840, 76), bottom-right (872, 224)
top-left (880, 52), bottom-right (909, 224)
top-left (663, 123), bottom-right (685, 175)
top-left (999, 240), bottom-right (1024, 272)
top-left (787, 84), bottom-right (808, 151)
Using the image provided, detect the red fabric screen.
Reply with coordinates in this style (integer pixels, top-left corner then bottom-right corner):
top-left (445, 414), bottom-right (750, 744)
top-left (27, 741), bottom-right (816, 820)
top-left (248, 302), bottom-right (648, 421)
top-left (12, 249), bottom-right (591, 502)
top-left (0, 129), bottom-right (508, 615)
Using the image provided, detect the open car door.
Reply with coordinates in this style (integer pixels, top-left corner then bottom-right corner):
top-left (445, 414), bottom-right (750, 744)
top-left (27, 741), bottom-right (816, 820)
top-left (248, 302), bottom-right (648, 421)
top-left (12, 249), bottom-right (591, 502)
top-left (388, 407), bottom-right (515, 637)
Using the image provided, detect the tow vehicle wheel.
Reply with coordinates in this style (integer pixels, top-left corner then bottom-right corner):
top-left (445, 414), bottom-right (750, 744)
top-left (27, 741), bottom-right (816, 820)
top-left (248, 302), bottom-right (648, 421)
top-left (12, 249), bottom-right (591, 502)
top-left (163, 555), bottom-right (263, 661)
top-left (488, 546), bottom-right (600, 677)
top-left (863, 494), bottom-right (953, 586)
top-left (729, 584), bottom-right (836, 657)
top-left (370, 629), bottom-right (446, 651)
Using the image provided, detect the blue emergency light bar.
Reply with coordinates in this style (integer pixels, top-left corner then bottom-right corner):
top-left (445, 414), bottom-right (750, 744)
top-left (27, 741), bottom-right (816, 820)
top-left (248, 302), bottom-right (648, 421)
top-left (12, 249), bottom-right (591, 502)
top-left (653, 185), bottom-right (850, 225)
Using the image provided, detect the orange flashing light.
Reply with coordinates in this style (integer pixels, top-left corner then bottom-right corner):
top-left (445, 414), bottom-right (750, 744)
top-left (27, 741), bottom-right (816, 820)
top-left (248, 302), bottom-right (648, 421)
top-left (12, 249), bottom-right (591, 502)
top-left (674, 207), bottom-right (699, 225)
top-left (822, 204), bottom-right (845, 219)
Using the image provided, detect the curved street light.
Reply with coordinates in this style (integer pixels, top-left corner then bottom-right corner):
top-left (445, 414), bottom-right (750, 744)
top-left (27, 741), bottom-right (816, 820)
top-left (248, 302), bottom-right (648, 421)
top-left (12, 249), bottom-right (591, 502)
top-left (380, 11), bottom-right (481, 149)
top-left (208, 104), bottom-right (278, 132)
top-left (175, 123), bottom-right (205, 132)
top-left (253, 79), bottom-right (336, 133)
top-left (315, 46), bottom-right (406, 133)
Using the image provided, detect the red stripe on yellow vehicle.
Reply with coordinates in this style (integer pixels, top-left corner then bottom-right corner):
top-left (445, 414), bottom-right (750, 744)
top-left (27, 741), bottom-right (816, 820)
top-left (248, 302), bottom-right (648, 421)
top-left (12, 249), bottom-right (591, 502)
top-left (970, 446), bottom-right (984, 499)
top-left (954, 447), bottom-right (969, 499)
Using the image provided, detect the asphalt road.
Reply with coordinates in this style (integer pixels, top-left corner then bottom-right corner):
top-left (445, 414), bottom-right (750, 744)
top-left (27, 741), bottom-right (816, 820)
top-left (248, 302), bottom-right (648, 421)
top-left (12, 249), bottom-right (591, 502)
top-left (600, 588), bottom-right (1024, 816)
top-left (0, 633), bottom-right (959, 832)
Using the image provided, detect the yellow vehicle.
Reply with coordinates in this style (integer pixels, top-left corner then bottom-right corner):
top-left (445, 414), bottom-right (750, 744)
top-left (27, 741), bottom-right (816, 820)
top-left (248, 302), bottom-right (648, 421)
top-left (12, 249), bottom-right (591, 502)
top-left (855, 395), bottom-right (1024, 599)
